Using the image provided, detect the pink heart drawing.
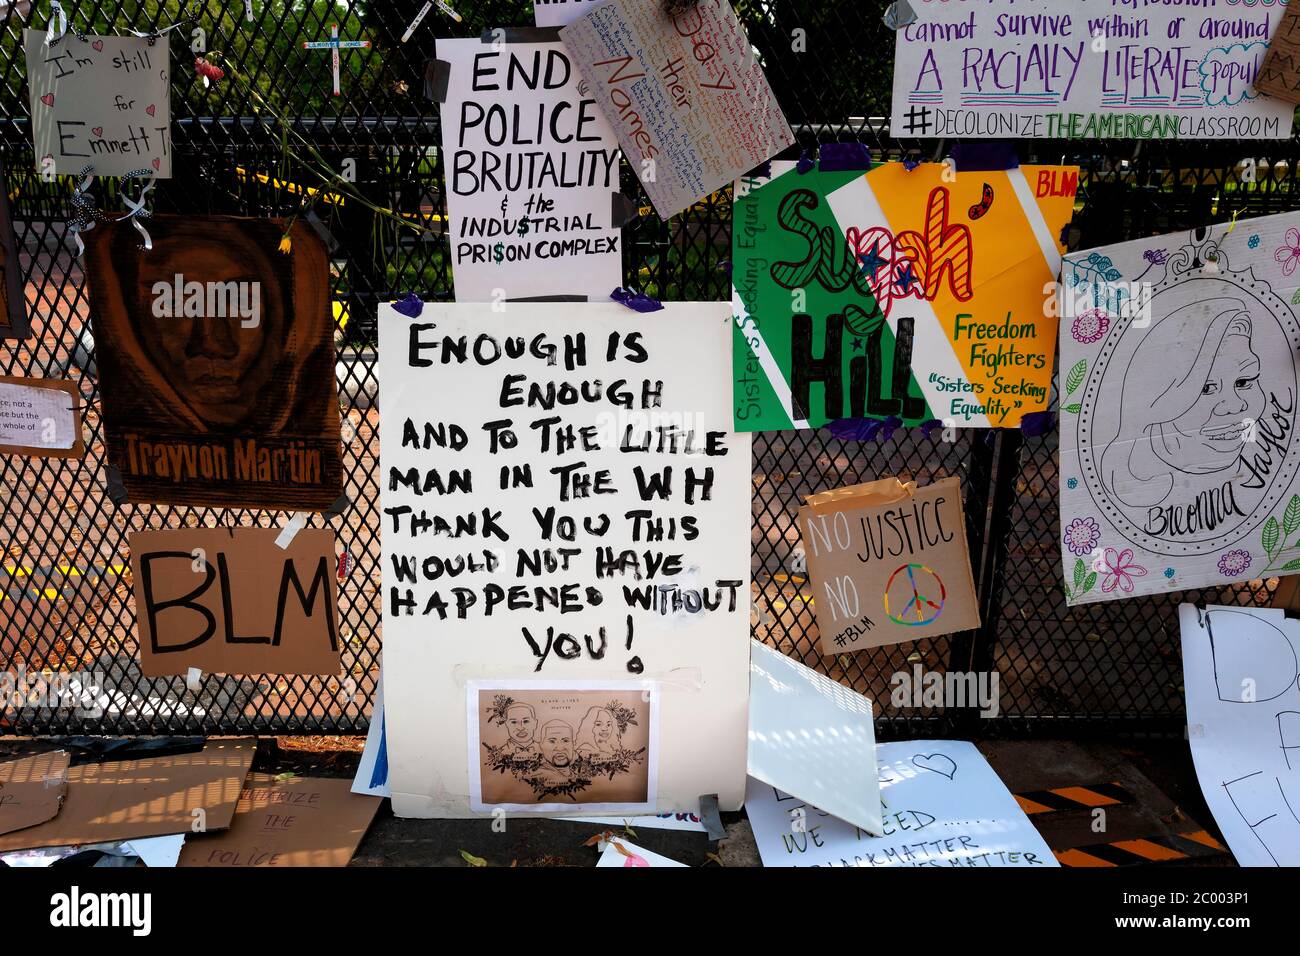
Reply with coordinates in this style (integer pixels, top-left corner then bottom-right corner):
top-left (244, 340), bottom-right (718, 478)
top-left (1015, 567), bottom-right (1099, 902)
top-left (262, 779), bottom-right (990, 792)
top-left (145, 104), bottom-right (156, 117)
top-left (40, 93), bottom-right (54, 107)
top-left (91, 127), bottom-right (103, 138)
top-left (92, 39), bottom-right (104, 51)
top-left (151, 158), bottom-right (161, 170)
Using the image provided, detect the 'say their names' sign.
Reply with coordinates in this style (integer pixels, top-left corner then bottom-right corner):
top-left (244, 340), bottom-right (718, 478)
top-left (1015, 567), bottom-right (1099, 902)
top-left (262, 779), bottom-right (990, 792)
top-left (562, 0), bottom-right (794, 220)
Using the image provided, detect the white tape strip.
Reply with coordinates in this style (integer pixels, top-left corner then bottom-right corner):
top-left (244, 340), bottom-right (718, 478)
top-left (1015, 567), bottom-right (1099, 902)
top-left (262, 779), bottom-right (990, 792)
top-left (275, 513), bottom-right (307, 549)
top-left (185, 667), bottom-right (202, 692)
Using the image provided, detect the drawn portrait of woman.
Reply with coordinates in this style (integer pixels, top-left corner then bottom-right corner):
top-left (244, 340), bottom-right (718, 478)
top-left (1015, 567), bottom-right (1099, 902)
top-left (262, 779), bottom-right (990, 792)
top-left (575, 706), bottom-right (620, 762)
top-left (1100, 297), bottom-right (1266, 508)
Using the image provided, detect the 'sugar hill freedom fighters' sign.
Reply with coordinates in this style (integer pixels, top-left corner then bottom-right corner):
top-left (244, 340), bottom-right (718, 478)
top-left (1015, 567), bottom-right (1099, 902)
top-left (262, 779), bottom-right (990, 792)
top-left (732, 161), bottom-right (1077, 432)
top-left (890, 0), bottom-right (1294, 140)
top-left (1059, 213), bottom-right (1300, 605)
top-left (436, 38), bottom-right (622, 301)
top-left (377, 301), bottom-right (751, 818)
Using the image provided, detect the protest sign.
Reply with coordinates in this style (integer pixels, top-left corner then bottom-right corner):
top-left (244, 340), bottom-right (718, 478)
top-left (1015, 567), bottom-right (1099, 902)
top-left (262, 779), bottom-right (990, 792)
top-left (748, 640), bottom-right (882, 835)
top-left (436, 37), bottom-right (622, 301)
top-left (562, 0), bottom-right (793, 219)
top-left (130, 528), bottom-right (342, 678)
top-left (378, 301), bottom-right (750, 817)
top-left (1059, 213), bottom-right (1300, 603)
top-left (178, 774), bottom-right (380, 867)
top-left (468, 679), bottom-right (656, 813)
top-left (890, 2), bottom-right (1293, 140)
top-left (84, 216), bottom-right (343, 509)
top-left (1256, 8), bottom-right (1300, 104)
top-left (24, 30), bottom-right (172, 177)
top-left (798, 477), bottom-right (980, 653)
top-left (732, 160), bottom-right (1076, 432)
top-left (1181, 605), bottom-right (1300, 866)
top-left (0, 377), bottom-right (84, 458)
top-left (745, 740), bottom-right (1058, 868)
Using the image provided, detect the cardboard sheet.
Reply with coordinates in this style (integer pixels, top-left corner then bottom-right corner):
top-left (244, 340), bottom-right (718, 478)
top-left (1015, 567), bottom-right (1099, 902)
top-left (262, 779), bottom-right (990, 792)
top-left (1257, 9), bottom-right (1300, 104)
top-left (84, 216), bottom-right (343, 509)
top-left (0, 738), bottom-right (254, 851)
top-left (130, 528), bottom-right (342, 677)
top-left (798, 477), bottom-right (980, 652)
top-left (178, 774), bottom-right (381, 867)
top-left (0, 751), bottom-right (69, 837)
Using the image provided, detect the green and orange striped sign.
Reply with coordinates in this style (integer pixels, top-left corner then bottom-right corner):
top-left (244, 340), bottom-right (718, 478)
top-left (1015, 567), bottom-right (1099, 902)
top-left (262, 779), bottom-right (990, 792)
top-left (731, 161), bottom-right (1078, 431)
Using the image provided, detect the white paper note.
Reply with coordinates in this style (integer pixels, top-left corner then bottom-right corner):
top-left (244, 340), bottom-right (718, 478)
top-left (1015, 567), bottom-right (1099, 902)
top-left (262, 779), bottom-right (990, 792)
top-left (745, 740), bottom-right (1058, 868)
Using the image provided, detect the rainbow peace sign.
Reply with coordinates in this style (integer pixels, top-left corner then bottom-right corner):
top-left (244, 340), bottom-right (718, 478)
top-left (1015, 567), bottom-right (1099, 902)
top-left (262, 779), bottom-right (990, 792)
top-left (884, 563), bottom-right (947, 627)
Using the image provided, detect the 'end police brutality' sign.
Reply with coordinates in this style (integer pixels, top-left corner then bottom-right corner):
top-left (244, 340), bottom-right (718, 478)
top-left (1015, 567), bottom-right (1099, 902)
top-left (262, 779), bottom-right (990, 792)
top-left (891, 1), bottom-right (1294, 140)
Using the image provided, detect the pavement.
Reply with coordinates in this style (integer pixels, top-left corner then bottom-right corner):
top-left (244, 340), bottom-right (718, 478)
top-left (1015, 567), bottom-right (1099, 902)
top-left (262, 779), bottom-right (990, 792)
top-left (0, 735), bottom-right (1233, 867)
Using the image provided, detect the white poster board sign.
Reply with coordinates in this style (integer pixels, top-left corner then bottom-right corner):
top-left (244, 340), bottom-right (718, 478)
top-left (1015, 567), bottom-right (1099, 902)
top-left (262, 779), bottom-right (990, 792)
top-left (890, 3), bottom-right (1293, 140)
top-left (436, 38), bottom-right (622, 302)
top-left (24, 30), bottom-right (172, 177)
top-left (378, 301), bottom-right (751, 817)
top-left (1181, 604), bottom-right (1300, 866)
top-left (1059, 213), bottom-right (1300, 604)
top-left (745, 740), bottom-right (1059, 868)
top-left (747, 640), bottom-right (882, 835)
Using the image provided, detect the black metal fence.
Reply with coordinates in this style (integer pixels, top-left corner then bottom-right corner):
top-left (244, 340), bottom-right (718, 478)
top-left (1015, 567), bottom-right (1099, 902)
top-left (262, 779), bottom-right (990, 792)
top-left (0, 1), bottom-right (1292, 737)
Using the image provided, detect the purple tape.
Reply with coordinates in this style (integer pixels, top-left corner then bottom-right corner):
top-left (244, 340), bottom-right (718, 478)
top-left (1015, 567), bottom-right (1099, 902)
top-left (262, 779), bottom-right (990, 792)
top-left (611, 287), bottom-right (664, 313)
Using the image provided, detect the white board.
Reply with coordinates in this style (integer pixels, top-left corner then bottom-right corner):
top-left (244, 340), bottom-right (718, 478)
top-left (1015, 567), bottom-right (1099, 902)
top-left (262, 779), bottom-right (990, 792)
top-left (890, 3), bottom-right (1293, 140)
top-left (747, 639), bottom-right (882, 835)
top-left (378, 301), bottom-right (751, 817)
top-left (435, 38), bottom-right (622, 302)
top-left (745, 740), bottom-right (1058, 868)
top-left (1181, 604), bottom-right (1300, 866)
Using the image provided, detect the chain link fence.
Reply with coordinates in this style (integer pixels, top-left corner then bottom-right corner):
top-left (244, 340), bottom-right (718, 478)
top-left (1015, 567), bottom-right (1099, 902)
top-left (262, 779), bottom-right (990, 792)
top-left (0, 1), bottom-right (1291, 737)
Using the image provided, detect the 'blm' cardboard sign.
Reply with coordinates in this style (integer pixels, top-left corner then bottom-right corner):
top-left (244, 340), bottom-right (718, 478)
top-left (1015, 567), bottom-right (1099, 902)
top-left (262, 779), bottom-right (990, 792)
top-left (130, 528), bottom-right (342, 677)
top-left (798, 477), bottom-right (979, 654)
